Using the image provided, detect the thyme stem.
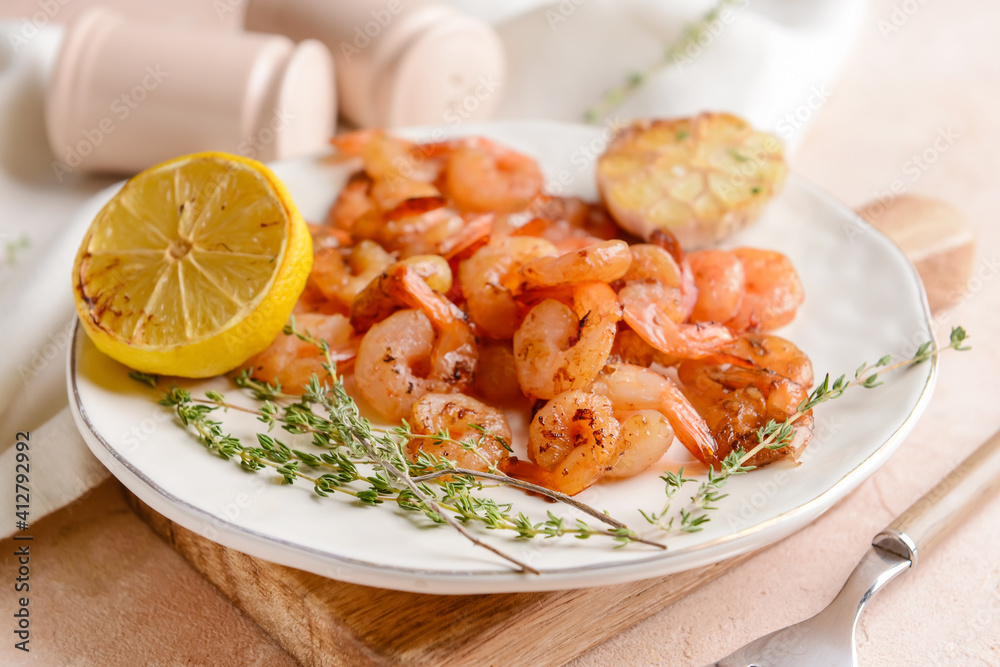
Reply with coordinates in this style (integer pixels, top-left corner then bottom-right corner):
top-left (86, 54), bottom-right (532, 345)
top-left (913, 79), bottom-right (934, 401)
top-left (643, 327), bottom-right (971, 534)
top-left (193, 395), bottom-right (659, 548)
top-left (583, 0), bottom-right (740, 124)
top-left (738, 328), bottom-right (969, 467)
top-left (162, 324), bottom-right (970, 566)
top-left (351, 431), bottom-right (541, 574)
top-left (161, 322), bottom-right (661, 573)
top-left (411, 467), bottom-right (664, 549)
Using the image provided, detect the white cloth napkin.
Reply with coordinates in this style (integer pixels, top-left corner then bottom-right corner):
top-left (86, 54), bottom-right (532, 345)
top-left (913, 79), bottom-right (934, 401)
top-left (457, 0), bottom-right (864, 149)
top-left (0, 0), bottom-right (862, 539)
top-left (0, 26), bottom-right (118, 539)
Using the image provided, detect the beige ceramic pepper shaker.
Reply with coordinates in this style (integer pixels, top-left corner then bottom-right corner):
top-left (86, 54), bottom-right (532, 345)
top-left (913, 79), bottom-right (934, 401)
top-left (243, 0), bottom-right (505, 128)
top-left (45, 7), bottom-right (336, 175)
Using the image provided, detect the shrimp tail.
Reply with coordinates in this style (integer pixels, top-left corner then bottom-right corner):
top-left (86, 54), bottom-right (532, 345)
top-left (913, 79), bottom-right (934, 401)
top-left (621, 296), bottom-right (732, 359)
top-left (439, 213), bottom-right (493, 261)
top-left (658, 376), bottom-right (720, 465)
top-left (650, 228), bottom-right (697, 317)
top-left (499, 457), bottom-right (552, 488)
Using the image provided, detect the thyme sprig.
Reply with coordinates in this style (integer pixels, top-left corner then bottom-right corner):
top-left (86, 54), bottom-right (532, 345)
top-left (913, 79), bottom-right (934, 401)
top-left (128, 370), bottom-right (159, 388)
top-left (642, 327), bottom-right (970, 534)
top-left (641, 452), bottom-right (752, 533)
top-left (190, 390), bottom-right (664, 548)
top-left (156, 324), bottom-right (968, 569)
top-left (741, 326), bottom-right (969, 466)
top-left (583, 0), bottom-right (741, 124)
top-left (183, 389), bottom-right (663, 550)
top-left (160, 320), bottom-right (662, 573)
top-left (3, 233), bottom-right (30, 266)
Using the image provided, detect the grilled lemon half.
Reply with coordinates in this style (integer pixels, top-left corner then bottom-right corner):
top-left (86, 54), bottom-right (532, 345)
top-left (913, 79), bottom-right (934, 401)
top-left (72, 152), bottom-right (312, 377)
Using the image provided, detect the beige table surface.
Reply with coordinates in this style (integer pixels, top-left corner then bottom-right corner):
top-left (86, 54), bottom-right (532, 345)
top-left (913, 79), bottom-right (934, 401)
top-left (3, 0), bottom-right (1000, 665)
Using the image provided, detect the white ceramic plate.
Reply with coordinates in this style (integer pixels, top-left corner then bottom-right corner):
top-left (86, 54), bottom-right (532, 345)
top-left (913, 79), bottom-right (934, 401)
top-left (68, 121), bottom-right (936, 594)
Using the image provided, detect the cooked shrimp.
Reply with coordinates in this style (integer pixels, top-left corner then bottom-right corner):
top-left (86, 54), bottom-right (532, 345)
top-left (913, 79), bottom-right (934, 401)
top-left (437, 213), bottom-right (493, 260)
top-left (504, 221), bottom-right (604, 253)
top-left (721, 333), bottom-right (813, 387)
top-left (677, 359), bottom-right (812, 466)
top-left (609, 327), bottom-right (680, 368)
top-left (351, 196), bottom-right (490, 260)
top-left (332, 130), bottom-right (444, 211)
top-left (526, 195), bottom-right (590, 229)
top-left (538, 197), bottom-right (620, 242)
top-left (588, 364), bottom-right (718, 465)
top-left (329, 128), bottom-right (382, 160)
top-left (309, 240), bottom-right (394, 310)
top-left (520, 240), bottom-right (632, 288)
top-left (354, 309), bottom-right (476, 421)
top-left (351, 257), bottom-right (477, 420)
top-left (604, 410), bottom-right (675, 479)
top-left (327, 173), bottom-right (374, 232)
top-left (407, 393), bottom-right (512, 473)
top-left (725, 248), bottom-right (804, 332)
top-left (351, 196), bottom-right (446, 252)
top-left (688, 250), bottom-right (745, 323)
top-left (513, 282), bottom-right (622, 399)
top-left (504, 390), bottom-right (625, 496)
top-left (648, 229), bottom-right (698, 320)
top-left (349, 256), bottom-right (453, 332)
top-left (611, 244), bottom-right (691, 367)
top-left (332, 129), bottom-right (441, 183)
top-left (293, 280), bottom-right (347, 316)
top-left (245, 313), bottom-right (356, 393)
top-left (387, 209), bottom-right (473, 259)
top-left (621, 244), bottom-right (683, 285)
top-left (550, 236), bottom-right (605, 253)
top-left (499, 196), bottom-right (619, 247)
top-left (459, 236), bottom-right (557, 339)
top-left (619, 280), bottom-right (732, 359)
top-left (444, 140), bottom-right (544, 213)
top-left (369, 177), bottom-right (441, 212)
top-left (473, 340), bottom-right (525, 405)
top-left (308, 222), bottom-right (353, 251)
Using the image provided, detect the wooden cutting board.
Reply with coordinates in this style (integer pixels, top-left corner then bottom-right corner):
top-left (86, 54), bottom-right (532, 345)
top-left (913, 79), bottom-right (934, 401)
top-left (126, 196), bottom-right (974, 667)
top-left (127, 493), bottom-right (759, 667)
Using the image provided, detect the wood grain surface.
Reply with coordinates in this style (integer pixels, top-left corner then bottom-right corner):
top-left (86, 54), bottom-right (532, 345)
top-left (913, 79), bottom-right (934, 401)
top-left (857, 195), bottom-right (975, 313)
top-left (126, 491), bottom-right (756, 667)
top-left (124, 194), bottom-right (974, 667)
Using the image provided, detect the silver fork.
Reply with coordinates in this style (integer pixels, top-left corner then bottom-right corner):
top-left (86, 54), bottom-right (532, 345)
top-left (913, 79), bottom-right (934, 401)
top-left (707, 429), bottom-right (1000, 667)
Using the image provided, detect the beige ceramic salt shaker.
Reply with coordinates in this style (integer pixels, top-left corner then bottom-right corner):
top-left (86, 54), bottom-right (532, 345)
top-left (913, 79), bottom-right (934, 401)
top-left (45, 7), bottom-right (336, 175)
top-left (244, 0), bottom-right (505, 128)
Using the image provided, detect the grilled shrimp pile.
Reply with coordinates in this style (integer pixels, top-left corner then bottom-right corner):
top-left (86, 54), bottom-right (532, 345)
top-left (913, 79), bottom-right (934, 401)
top-left (244, 116), bottom-right (814, 496)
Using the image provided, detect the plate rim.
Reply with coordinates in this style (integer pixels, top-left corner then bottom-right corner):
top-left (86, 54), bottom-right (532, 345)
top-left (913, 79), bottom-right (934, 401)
top-left (66, 139), bottom-right (938, 594)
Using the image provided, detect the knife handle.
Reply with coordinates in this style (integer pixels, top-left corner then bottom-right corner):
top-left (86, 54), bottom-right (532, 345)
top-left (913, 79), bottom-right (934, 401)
top-left (874, 429), bottom-right (1000, 567)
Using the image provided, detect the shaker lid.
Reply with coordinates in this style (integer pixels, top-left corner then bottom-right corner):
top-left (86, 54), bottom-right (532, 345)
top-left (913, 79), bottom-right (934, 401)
top-left (259, 38), bottom-right (336, 161)
top-left (375, 11), bottom-right (505, 127)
